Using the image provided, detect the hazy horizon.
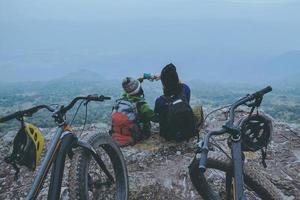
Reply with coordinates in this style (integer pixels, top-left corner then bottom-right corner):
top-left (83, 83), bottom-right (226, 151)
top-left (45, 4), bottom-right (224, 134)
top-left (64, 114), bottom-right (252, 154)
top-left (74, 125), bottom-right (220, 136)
top-left (1, 0), bottom-right (300, 83)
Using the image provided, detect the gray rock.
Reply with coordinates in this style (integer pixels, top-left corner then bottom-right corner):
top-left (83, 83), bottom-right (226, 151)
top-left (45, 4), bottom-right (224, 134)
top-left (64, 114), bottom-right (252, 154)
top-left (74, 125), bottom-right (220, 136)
top-left (2, 130), bottom-right (16, 143)
top-left (0, 110), bottom-right (299, 199)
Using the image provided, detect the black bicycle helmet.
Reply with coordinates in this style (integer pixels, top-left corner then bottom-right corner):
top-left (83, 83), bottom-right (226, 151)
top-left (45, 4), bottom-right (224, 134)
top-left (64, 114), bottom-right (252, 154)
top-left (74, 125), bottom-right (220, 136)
top-left (240, 113), bottom-right (273, 152)
top-left (5, 122), bottom-right (45, 170)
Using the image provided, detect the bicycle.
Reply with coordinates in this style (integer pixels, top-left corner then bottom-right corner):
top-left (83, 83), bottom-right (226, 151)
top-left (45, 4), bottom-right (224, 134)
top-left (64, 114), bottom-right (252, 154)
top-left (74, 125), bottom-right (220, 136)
top-left (189, 86), bottom-right (283, 200)
top-left (0, 95), bottom-right (129, 200)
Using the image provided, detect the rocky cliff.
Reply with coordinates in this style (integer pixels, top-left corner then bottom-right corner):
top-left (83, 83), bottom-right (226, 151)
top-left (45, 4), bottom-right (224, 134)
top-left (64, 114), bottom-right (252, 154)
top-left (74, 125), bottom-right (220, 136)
top-left (0, 110), bottom-right (299, 199)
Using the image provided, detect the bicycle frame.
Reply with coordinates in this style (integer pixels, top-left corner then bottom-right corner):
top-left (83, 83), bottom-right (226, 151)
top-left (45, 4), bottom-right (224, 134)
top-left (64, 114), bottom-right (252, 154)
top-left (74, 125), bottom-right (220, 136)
top-left (26, 124), bottom-right (113, 200)
top-left (230, 134), bottom-right (246, 200)
top-left (200, 128), bottom-right (246, 200)
top-left (27, 126), bottom-right (66, 200)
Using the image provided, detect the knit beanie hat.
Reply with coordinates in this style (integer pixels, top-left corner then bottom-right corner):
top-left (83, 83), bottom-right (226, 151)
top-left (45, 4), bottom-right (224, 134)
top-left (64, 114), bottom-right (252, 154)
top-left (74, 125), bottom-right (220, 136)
top-left (122, 77), bottom-right (141, 95)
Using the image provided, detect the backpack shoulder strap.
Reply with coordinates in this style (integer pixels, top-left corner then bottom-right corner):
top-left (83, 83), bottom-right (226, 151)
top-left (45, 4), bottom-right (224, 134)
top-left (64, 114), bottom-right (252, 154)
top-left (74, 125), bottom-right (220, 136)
top-left (178, 87), bottom-right (188, 102)
top-left (113, 97), bottom-right (137, 113)
top-left (136, 100), bottom-right (149, 115)
top-left (162, 95), bottom-right (175, 104)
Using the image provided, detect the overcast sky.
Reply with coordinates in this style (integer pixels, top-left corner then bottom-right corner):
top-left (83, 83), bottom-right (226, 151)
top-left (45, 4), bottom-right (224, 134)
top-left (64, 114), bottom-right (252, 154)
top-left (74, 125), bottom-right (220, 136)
top-left (1, 0), bottom-right (299, 22)
top-left (0, 0), bottom-right (300, 82)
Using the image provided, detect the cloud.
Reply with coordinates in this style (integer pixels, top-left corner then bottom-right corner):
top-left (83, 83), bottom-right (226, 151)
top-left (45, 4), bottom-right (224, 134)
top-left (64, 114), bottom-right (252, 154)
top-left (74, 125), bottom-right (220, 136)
top-left (223, 0), bottom-right (297, 4)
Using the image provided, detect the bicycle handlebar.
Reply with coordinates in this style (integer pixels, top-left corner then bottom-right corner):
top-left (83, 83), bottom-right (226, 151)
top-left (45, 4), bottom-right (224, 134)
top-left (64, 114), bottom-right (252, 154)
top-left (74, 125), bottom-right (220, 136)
top-left (60, 95), bottom-right (111, 116)
top-left (199, 148), bottom-right (208, 172)
top-left (199, 128), bottom-right (227, 172)
top-left (199, 86), bottom-right (272, 173)
top-left (252, 86), bottom-right (272, 99)
top-left (227, 86), bottom-right (272, 126)
top-left (0, 95), bottom-right (111, 123)
top-left (0, 105), bottom-right (54, 123)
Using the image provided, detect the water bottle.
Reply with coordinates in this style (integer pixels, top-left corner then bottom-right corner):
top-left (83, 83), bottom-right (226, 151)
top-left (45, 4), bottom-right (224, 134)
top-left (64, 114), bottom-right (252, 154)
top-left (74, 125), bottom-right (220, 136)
top-left (143, 73), bottom-right (154, 81)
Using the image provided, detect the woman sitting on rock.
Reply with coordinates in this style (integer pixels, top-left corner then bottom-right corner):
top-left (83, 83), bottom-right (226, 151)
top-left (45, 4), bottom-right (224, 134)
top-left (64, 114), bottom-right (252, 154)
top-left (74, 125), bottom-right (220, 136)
top-left (154, 63), bottom-right (197, 142)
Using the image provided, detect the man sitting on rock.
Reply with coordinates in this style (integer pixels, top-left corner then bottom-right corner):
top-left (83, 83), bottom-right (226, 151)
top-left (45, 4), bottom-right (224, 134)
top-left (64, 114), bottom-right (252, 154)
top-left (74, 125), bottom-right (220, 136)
top-left (111, 77), bottom-right (158, 147)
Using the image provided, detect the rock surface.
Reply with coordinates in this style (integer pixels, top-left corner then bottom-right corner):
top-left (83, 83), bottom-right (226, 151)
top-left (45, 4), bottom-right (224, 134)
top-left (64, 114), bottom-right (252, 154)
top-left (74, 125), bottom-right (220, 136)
top-left (0, 110), bottom-right (299, 199)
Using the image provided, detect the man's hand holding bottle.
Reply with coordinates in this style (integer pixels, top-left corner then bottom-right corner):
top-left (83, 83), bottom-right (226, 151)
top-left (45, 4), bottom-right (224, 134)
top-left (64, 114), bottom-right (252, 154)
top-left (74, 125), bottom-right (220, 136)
top-left (138, 73), bottom-right (160, 82)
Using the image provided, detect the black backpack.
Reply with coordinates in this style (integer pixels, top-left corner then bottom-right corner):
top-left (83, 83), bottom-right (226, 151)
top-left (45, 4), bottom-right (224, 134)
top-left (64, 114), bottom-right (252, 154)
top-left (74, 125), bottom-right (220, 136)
top-left (163, 94), bottom-right (196, 142)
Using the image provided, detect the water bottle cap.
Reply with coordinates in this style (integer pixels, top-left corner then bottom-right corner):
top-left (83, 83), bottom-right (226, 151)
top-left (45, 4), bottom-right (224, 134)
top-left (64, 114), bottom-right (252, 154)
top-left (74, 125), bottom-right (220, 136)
top-left (143, 73), bottom-right (152, 79)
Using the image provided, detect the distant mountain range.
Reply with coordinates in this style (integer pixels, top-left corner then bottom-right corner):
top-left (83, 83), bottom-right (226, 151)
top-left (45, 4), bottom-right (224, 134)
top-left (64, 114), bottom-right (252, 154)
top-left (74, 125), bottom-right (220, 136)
top-left (265, 50), bottom-right (300, 78)
top-left (1, 19), bottom-right (299, 83)
top-left (77, 50), bottom-right (300, 85)
top-left (237, 50), bottom-right (300, 85)
top-left (54, 69), bottom-right (105, 82)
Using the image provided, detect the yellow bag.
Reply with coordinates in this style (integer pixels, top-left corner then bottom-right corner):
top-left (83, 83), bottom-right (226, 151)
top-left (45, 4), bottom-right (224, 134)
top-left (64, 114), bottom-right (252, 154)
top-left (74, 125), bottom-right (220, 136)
top-left (193, 105), bottom-right (204, 129)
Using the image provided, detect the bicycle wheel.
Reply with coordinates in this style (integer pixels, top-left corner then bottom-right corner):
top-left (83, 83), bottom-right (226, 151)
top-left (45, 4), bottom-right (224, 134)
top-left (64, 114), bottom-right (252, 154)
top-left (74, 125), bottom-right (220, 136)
top-left (69, 132), bottom-right (129, 200)
top-left (189, 152), bottom-right (283, 200)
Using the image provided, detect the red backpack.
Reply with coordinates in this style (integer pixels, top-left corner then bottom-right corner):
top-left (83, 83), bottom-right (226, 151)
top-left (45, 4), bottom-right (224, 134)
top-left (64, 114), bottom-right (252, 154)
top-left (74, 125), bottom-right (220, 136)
top-left (111, 98), bottom-right (141, 147)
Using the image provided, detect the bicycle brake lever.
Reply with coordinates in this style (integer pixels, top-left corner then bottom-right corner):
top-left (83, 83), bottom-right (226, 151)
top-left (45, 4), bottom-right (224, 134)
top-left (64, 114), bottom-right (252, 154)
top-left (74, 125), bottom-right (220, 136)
top-left (245, 97), bottom-right (263, 108)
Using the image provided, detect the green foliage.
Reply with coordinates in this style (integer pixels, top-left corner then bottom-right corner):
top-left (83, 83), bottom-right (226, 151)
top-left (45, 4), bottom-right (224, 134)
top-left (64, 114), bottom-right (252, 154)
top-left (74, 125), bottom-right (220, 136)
top-left (1, 79), bottom-right (299, 132)
top-left (0, 80), bottom-right (119, 131)
top-left (189, 81), bottom-right (300, 124)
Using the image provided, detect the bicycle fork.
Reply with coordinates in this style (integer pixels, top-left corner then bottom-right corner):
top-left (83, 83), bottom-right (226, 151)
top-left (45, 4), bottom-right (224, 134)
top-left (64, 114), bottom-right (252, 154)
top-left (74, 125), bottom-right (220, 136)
top-left (48, 132), bottom-right (76, 200)
top-left (77, 140), bottom-right (115, 183)
top-left (230, 138), bottom-right (247, 200)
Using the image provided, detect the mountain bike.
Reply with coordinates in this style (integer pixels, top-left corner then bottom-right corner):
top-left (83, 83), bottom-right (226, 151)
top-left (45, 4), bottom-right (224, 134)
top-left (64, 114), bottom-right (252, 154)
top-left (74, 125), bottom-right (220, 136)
top-left (189, 86), bottom-right (283, 200)
top-left (0, 95), bottom-right (129, 200)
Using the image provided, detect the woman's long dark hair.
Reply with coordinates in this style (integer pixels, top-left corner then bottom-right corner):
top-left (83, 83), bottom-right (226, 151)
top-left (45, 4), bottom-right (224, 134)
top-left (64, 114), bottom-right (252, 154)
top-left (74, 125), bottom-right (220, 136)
top-left (160, 63), bottom-right (183, 96)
